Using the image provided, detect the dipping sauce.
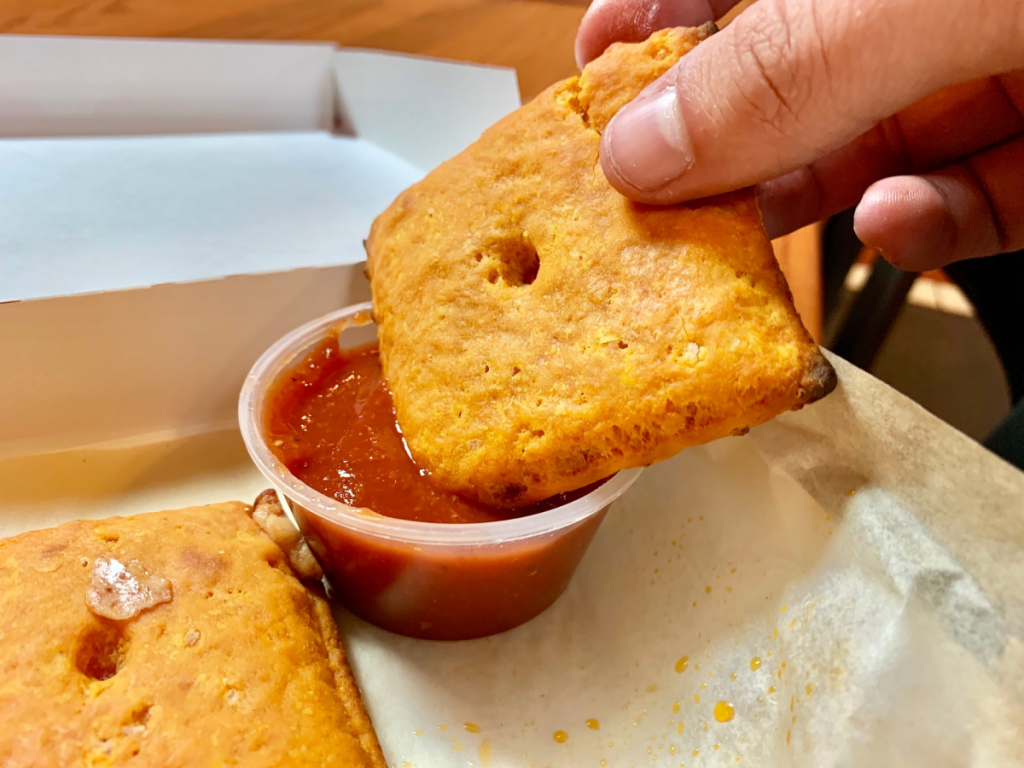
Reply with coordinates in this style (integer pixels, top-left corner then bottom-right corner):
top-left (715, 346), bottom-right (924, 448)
top-left (264, 337), bottom-right (599, 524)
top-left (246, 311), bottom-right (637, 641)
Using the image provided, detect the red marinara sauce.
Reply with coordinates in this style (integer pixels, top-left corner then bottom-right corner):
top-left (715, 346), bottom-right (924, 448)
top-left (264, 338), bottom-right (596, 523)
top-left (261, 333), bottom-right (611, 640)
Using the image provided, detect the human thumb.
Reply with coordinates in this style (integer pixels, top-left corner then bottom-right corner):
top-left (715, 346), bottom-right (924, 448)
top-left (600, 0), bottom-right (1024, 204)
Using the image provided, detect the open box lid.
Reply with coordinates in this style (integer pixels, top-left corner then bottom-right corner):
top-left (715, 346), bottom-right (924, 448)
top-left (0, 35), bottom-right (521, 456)
top-left (0, 35), bottom-right (521, 302)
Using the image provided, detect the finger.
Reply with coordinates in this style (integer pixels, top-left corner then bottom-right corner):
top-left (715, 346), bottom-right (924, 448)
top-left (575, 0), bottom-right (743, 68)
top-left (852, 134), bottom-right (1024, 271)
top-left (758, 73), bottom-right (1024, 238)
top-left (600, 0), bottom-right (1024, 204)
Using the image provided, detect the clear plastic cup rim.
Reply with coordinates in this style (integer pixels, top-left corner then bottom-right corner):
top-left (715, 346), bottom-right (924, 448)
top-left (238, 302), bottom-right (643, 546)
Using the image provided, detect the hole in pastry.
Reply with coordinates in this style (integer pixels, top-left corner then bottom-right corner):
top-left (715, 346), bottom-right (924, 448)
top-left (125, 702), bottom-right (152, 727)
top-left (98, 533), bottom-right (120, 543)
top-left (75, 621), bottom-right (128, 681)
top-left (618, 340), bottom-right (629, 349)
top-left (512, 366), bottom-right (521, 376)
top-left (482, 235), bottom-right (540, 286)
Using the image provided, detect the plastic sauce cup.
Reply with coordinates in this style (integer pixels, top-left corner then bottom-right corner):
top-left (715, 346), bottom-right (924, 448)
top-left (239, 303), bottom-right (642, 640)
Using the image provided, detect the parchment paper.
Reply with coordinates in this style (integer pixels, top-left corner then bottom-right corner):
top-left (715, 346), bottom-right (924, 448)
top-left (339, 353), bottom-right (1024, 768)
top-left (1, 355), bottom-right (1022, 767)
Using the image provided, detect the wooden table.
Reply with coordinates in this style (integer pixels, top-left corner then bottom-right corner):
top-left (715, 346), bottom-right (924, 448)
top-left (2, 0), bottom-right (822, 338)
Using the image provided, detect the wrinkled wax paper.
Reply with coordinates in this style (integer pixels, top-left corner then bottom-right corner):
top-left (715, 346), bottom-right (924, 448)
top-left (338, 354), bottom-right (1024, 768)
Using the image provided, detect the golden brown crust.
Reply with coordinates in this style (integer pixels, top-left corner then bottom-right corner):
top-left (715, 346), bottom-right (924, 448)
top-left (367, 27), bottom-right (836, 507)
top-left (0, 500), bottom-right (385, 768)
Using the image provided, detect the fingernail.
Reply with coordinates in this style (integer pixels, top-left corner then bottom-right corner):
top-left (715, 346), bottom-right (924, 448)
top-left (604, 87), bottom-right (694, 192)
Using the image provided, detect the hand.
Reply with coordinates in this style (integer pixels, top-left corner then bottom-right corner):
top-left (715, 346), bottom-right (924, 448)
top-left (576, 0), bottom-right (1024, 271)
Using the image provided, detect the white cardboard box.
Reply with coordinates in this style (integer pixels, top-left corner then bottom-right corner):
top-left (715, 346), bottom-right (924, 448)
top-left (2, 35), bottom-right (1023, 768)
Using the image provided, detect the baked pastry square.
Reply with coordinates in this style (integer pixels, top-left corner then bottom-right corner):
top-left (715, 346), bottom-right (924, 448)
top-left (0, 493), bottom-right (385, 768)
top-left (366, 25), bottom-right (836, 507)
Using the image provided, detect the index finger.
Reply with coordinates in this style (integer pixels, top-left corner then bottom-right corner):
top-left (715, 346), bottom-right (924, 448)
top-left (575, 0), bottom-right (745, 68)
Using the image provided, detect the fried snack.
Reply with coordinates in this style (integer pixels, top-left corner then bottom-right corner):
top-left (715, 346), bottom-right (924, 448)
top-left (0, 494), bottom-right (385, 768)
top-left (366, 25), bottom-right (836, 507)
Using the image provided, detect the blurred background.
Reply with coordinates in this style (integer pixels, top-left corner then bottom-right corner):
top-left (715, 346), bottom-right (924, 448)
top-left (3, 0), bottom-right (1014, 444)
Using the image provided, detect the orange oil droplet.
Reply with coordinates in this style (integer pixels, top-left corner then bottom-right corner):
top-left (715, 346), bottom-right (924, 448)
top-left (553, 730), bottom-right (568, 744)
top-left (464, 722), bottom-right (481, 734)
top-left (672, 701), bottom-right (681, 713)
top-left (806, 683), bottom-right (813, 696)
top-left (695, 663), bottom-right (702, 671)
top-left (731, 672), bottom-right (738, 681)
top-left (727, 586), bottom-right (733, 593)
top-left (601, 761), bottom-right (608, 768)
top-left (781, 604), bottom-right (787, 613)
top-left (700, 682), bottom-right (707, 691)
top-left (587, 719), bottom-right (600, 730)
top-left (677, 722), bottom-right (684, 735)
top-left (713, 701), bottom-right (735, 723)
top-left (773, 628), bottom-right (779, 639)
top-left (693, 748), bottom-right (700, 756)
top-left (478, 738), bottom-right (493, 768)
top-left (790, 696), bottom-right (795, 712)
top-left (705, 586), bottom-right (712, 594)
top-left (714, 743), bottom-right (721, 751)
top-left (781, 661), bottom-right (787, 670)
top-left (414, 729), bottom-right (424, 736)
top-left (647, 684), bottom-right (659, 693)
top-left (699, 515), bottom-right (704, 521)
top-left (692, 600), bottom-right (697, 608)
top-left (730, 567), bottom-right (737, 574)
top-left (438, 725), bottom-right (448, 732)
top-left (768, 686), bottom-right (776, 694)
top-left (670, 744), bottom-right (677, 756)
top-left (675, 656), bottom-right (689, 673)
top-left (847, 488), bottom-right (856, 496)
top-left (750, 657), bottom-right (762, 670)
top-left (787, 730), bottom-right (792, 746)
top-left (694, 693), bottom-right (701, 703)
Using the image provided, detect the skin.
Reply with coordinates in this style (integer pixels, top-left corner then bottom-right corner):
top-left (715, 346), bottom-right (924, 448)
top-left (576, 0), bottom-right (1024, 271)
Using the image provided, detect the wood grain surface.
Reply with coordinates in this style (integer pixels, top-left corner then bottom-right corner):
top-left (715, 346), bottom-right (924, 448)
top-left (1, 0), bottom-right (822, 338)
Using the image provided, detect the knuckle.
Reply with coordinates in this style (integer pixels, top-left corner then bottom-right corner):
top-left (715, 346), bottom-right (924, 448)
top-left (727, 0), bottom-right (829, 135)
